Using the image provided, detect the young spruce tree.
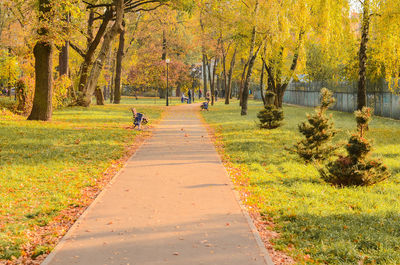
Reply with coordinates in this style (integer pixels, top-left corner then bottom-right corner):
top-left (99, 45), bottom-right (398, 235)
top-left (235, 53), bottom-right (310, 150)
top-left (257, 91), bottom-right (284, 129)
top-left (320, 107), bottom-right (391, 186)
top-left (294, 88), bottom-right (338, 162)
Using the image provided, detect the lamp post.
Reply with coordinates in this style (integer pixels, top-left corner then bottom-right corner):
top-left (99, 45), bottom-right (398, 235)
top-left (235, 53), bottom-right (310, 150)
top-left (166, 58), bottom-right (170, 106)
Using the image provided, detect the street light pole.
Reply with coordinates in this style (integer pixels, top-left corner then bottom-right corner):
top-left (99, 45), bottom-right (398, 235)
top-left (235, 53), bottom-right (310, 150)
top-left (166, 58), bottom-right (170, 106)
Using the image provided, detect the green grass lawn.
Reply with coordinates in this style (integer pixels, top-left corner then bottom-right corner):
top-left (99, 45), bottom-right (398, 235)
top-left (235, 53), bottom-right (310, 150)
top-left (0, 99), bottom-right (163, 260)
top-left (202, 100), bottom-right (400, 265)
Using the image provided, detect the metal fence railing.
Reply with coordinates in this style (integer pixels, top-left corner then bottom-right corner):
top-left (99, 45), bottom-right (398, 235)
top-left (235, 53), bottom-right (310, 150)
top-left (283, 90), bottom-right (400, 120)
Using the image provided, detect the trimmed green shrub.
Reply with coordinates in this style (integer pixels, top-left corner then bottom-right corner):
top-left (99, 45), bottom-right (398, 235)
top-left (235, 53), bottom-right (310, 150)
top-left (293, 88), bottom-right (338, 162)
top-left (257, 91), bottom-right (284, 129)
top-left (320, 107), bottom-right (391, 186)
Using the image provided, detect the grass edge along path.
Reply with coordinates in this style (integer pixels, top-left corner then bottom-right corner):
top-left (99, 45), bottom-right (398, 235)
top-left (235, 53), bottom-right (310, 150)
top-left (0, 101), bottom-right (164, 265)
top-left (198, 110), bottom-right (296, 265)
top-left (201, 100), bottom-right (400, 265)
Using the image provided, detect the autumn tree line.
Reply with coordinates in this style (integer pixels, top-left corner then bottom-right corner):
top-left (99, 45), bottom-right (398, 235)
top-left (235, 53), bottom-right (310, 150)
top-left (1, 0), bottom-right (400, 120)
top-left (0, 0), bottom-right (193, 120)
top-left (198, 0), bottom-right (400, 116)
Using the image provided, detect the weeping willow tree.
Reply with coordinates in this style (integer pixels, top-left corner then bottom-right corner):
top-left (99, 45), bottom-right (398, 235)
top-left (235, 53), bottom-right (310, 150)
top-left (367, 0), bottom-right (400, 94)
top-left (259, 0), bottom-right (352, 109)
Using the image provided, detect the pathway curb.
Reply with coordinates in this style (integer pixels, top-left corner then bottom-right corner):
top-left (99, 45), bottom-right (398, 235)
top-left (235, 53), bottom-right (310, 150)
top-left (200, 112), bottom-right (275, 265)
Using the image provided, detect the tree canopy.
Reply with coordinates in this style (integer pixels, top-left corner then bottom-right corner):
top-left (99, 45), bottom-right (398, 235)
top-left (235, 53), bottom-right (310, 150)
top-left (1, 0), bottom-right (400, 118)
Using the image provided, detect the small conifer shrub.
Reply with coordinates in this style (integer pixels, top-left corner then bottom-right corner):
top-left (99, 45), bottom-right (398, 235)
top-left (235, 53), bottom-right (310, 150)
top-left (293, 88), bottom-right (338, 162)
top-left (257, 91), bottom-right (284, 129)
top-left (319, 107), bottom-right (391, 186)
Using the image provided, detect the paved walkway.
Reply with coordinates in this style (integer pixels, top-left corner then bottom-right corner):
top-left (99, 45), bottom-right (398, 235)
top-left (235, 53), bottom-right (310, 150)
top-left (43, 104), bottom-right (272, 265)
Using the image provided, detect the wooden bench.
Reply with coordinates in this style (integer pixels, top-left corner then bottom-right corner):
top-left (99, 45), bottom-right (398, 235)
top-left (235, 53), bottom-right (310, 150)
top-left (131, 108), bottom-right (148, 129)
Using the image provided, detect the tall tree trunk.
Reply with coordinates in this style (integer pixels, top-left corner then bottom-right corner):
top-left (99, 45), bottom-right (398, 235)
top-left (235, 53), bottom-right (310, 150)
top-left (28, 0), bottom-right (53, 121)
top-left (260, 59), bottom-right (266, 105)
top-left (208, 58), bottom-right (218, 105)
top-left (59, 42), bottom-right (69, 77)
top-left (16, 80), bottom-right (27, 112)
top-left (276, 84), bottom-right (285, 108)
top-left (60, 40), bottom-right (76, 100)
top-left (213, 59), bottom-right (218, 104)
top-left (176, 84), bottom-right (181, 98)
top-left (160, 29), bottom-right (168, 99)
top-left (59, 14), bottom-right (75, 100)
top-left (95, 86), bottom-right (105, 105)
top-left (199, 14), bottom-right (208, 99)
top-left (110, 83), bottom-right (114, 103)
top-left (206, 57), bottom-right (212, 101)
top-left (202, 54), bottom-right (208, 98)
top-left (77, 9), bottom-right (112, 95)
top-left (241, 0), bottom-right (259, 115)
top-left (114, 20), bottom-right (125, 104)
top-left (162, 29), bottom-right (167, 61)
top-left (221, 45), bottom-right (227, 104)
top-left (225, 47), bottom-right (236, 105)
top-left (241, 51), bottom-right (260, 115)
top-left (239, 62), bottom-right (248, 104)
top-left (259, 46), bottom-right (267, 105)
top-left (87, 9), bottom-right (94, 46)
top-left (109, 53), bottom-right (116, 103)
top-left (358, 0), bottom-right (370, 110)
top-left (59, 13), bottom-right (70, 77)
top-left (216, 74), bottom-right (220, 101)
top-left (77, 0), bottom-right (124, 107)
top-left (266, 67), bottom-right (275, 92)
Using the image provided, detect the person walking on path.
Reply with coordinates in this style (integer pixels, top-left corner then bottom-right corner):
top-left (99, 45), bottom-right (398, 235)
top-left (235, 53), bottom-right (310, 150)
top-left (206, 91), bottom-right (210, 102)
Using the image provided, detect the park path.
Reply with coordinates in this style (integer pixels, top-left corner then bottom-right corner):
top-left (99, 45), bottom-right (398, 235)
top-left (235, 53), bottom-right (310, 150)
top-left (42, 104), bottom-right (272, 265)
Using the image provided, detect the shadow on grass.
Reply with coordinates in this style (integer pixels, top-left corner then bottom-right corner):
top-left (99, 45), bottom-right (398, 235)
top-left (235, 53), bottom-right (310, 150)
top-left (253, 177), bottom-right (323, 188)
top-left (383, 153), bottom-right (400, 159)
top-left (0, 125), bottom-right (134, 167)
top-left (273, 211), bottom-right (400, 264)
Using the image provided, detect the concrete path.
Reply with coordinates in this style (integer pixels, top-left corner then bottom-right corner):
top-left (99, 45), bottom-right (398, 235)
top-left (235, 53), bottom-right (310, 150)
top-left (43, 104), bottom-right (272, 265)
